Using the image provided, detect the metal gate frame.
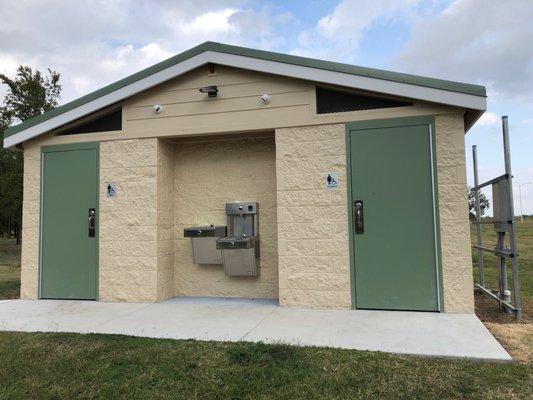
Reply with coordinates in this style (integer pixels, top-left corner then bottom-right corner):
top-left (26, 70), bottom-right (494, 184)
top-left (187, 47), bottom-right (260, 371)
top-left (471, 116), bottom-right (522, 319)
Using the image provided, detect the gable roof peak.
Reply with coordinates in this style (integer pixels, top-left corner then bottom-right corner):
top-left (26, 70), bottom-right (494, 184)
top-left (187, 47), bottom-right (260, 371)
top-left (3, 41), bottom-right (486, 148)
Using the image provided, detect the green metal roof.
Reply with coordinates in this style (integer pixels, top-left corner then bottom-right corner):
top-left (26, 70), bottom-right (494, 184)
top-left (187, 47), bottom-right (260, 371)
top-left (3, 41), bottom-right (486, 140)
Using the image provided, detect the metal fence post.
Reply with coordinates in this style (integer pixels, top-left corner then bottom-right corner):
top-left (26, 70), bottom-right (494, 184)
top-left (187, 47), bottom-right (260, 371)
top-left (472, 145), bottom-right (485, 286)
top-left (502, 116), bottom-right (523, 319)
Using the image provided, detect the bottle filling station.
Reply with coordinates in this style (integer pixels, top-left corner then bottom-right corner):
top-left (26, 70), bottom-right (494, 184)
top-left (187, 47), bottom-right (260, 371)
top-left (184, 202), bottom-right (260, 277)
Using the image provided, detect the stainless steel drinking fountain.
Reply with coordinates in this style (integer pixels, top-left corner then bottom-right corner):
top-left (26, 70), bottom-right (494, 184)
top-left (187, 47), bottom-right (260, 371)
top-left (216, 202), bottom-right (260, 276)
top-left (183, 225), bottom-right (226, 264)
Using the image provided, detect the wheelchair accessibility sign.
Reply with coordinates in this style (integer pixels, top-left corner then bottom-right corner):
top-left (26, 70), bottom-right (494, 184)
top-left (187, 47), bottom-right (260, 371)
top-left (107, 183), bottom-right (117, 198)
top-left (325, 173), bottom-right (339, 190)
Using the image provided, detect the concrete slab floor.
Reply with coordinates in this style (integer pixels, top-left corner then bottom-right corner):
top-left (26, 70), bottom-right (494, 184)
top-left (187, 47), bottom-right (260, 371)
top-left (0, 297), bottom-right (511, 362)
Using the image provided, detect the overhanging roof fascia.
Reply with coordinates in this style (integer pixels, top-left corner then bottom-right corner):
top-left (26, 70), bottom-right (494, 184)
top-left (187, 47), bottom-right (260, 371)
top-left (3, 42), bottom-right (486, 148)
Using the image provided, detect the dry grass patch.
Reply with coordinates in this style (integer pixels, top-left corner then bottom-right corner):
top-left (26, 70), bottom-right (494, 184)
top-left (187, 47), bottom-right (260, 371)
top-left (472, 218), bottom-right (533, 364)
top-left (483, 322), bottom-right (533, 364)
top-left (475, 294), bottom-right (533, 364)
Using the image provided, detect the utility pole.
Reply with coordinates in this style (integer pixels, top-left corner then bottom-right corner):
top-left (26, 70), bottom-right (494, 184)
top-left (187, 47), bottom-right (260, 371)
top-left (518, 182), bottom-right (531, 222)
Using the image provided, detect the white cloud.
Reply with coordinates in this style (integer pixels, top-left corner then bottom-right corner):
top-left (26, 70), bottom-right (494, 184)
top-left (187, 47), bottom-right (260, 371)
top-left (181, 9), bottom-right (239, 34)
top-left (513, 167), bottom-right (533, 216)
top-left (292, 0), bottom-right (420, 62)
top-left (71, 77), bottom-right (90, 94)
top-left (393, 0), bottom-right (533, 101)
top-left (0, 0), bottom-right (291, 102)
top-left (394, 0), bottom-right (533, 215)
top-left (0, 54), bottom-right (19, 76)
top-left (138, 43), bottom-right (174, 64)
top-left (99, 43), bottom-right (173, 76)
top-left (100, 45), bottom-right (135, 73)
top-left (476, 112), bottom-right (501, 127)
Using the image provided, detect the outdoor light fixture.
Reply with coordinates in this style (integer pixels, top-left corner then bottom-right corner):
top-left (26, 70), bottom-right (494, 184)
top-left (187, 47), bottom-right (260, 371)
top-left (199, 85), bottom-right (218, 97)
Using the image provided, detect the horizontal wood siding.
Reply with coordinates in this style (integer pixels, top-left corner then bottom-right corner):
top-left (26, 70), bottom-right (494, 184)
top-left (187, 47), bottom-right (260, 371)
top-left (129, 80), bottom-right (309, 108)
top-left (28, 64), bottom-right (459, 147)
top-left (124, 65), bottom-right (312, 134)
top-left (128, 92), bottom-right (309, 121)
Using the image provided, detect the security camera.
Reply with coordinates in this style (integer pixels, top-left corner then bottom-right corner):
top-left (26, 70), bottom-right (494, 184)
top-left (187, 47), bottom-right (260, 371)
top-left (199, 85), bottom-right (218, 97)
top-left (153, 104), bottom-right (163, 114)
top-left (260, 94), bottom-right (271, 104)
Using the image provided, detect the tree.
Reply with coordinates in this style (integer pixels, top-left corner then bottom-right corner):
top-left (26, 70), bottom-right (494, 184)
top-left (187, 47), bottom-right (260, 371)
top-left (468, 186), bottom-right (490, 220)
top-left (0, 66), bottom-right (61, 243)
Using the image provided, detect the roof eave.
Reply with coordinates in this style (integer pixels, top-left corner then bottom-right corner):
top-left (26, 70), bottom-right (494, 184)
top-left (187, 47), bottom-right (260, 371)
top-left (464, 109), bottom-right (486, 133)
top-left (3, 41), bottom-right (487, 148)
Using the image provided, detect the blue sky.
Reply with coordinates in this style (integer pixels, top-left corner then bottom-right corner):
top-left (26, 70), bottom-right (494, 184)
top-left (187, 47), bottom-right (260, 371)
top-left (1, 0), bottom-right (532, 213)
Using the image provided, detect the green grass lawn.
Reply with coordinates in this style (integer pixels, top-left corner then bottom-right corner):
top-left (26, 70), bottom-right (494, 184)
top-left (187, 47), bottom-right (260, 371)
top-left (0, 222), bottom-right (532, 399)
top-left (0, 332), bottom-right (531, 399)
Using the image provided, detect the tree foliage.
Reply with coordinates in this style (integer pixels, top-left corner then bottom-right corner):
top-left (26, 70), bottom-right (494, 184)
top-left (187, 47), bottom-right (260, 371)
top-left (0, 66), bottom-right (61, 241)
top-left (468, 187), bottom-right (490, 219)
top-left (0, 66), bottom-right (61, 125)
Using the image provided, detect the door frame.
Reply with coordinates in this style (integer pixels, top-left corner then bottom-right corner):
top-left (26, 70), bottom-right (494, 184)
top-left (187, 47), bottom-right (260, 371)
top-left (345, 116), bottom-right (444, 311)
top-left (38, 142), bottom-right (100, 300)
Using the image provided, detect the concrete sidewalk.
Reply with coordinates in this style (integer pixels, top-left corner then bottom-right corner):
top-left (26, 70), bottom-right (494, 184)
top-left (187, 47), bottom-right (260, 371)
top-left (0, 297), bottom-right (511, 362)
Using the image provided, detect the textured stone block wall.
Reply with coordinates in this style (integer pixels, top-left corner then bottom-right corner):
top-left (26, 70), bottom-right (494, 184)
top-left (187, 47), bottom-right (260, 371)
top-left (19, 112), bottom-right (473, 311)
top-left (174, 136), bottom-right (278, 299)
top-left (99, 138), bottom-right (159, 301)
top-left (275, 117), bottom-right (473, 312)
top-left (156, 139), bottom-right (175, 301)
top-left (275, 124), bottom-right (351, 309)
top-left (20, 143), bottom-right (41, 299)
top-left (435, 113), bottom-right (474, 312)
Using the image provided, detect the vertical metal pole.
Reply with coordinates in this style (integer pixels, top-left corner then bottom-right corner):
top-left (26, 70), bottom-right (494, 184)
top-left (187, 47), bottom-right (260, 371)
top-left (472, 145), bottom-right (485, 286)
top-left (497, 232), bottom-right (510, 313)
top-left (502, 116), bottom-right (523, 319)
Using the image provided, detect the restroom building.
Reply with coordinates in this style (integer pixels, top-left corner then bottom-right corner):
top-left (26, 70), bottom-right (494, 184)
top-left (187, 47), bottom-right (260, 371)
top-left (3, 42), bottom-right (486, 313)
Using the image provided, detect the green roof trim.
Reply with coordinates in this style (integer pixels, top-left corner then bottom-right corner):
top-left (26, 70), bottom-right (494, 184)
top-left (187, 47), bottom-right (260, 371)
top-left (3, 41), bottom-right (486, 140)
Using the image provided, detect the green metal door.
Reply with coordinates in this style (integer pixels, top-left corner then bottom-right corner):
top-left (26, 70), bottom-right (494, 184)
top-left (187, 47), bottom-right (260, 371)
top-left (347, 117), bottom-right (441, 311)
top-left (41, 143), bottom-right (99, 300)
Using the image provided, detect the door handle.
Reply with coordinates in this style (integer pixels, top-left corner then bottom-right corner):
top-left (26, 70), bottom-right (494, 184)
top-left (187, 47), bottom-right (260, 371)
top-left (88, 208), bottom-right (96, 237)
top-left (354, 200), bottom-right (364, 234)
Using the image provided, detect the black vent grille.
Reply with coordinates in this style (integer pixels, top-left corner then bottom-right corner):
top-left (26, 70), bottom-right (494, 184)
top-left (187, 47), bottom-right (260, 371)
top-left (60, 108), bottom-right (122, 135)
top-left (316, 86), bottom-right (412, 114)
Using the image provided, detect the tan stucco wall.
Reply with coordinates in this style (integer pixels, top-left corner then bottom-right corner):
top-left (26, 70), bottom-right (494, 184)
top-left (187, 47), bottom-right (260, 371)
top-left (99, 138), bottom-right (177, 302)
top-left (99, 138), bottom-right (159, 301)
top-left (19, 116), bottom-right (473, 310)
top-left (174, 136), bottom-right (278, 299)
top-left (19, 115), bottom-right (473, 310)
top-left (275, 116), bottom-right (474, 312)
top-left (17, 63), bottom-right (473, 311)
top-left (276, 124), bottom-right (352, 309)
top-left (20, 143), bottom-right (40, 299)
top-left (156, 139), bottom-right (175, 301)
top-left (435, 113), bottom-right (474, 312)
top-left (19, 135), bottom-right (278, 302)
